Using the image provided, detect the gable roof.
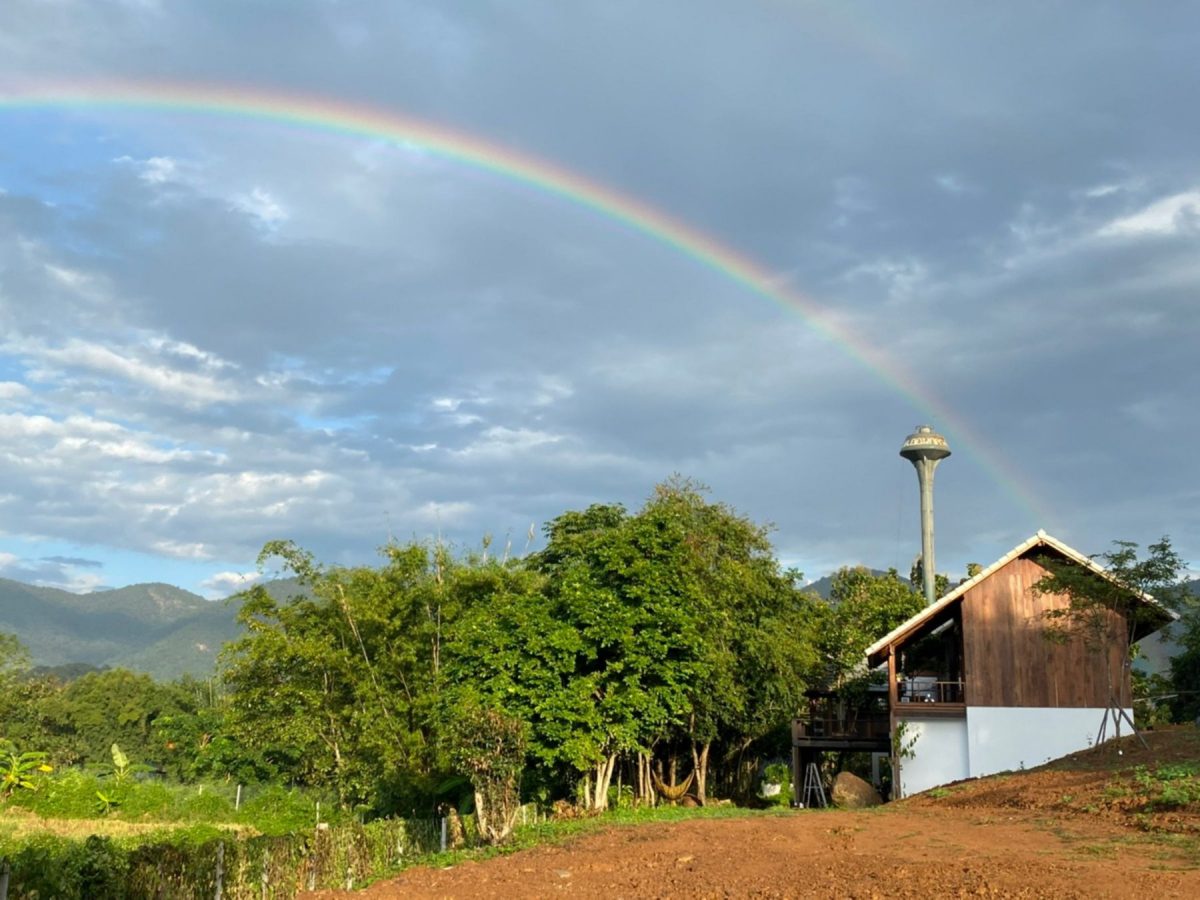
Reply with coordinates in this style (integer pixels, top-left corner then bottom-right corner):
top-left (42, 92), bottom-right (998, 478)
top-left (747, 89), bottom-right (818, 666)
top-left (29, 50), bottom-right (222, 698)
top-left (864, 530), bottom-right (1178, 668)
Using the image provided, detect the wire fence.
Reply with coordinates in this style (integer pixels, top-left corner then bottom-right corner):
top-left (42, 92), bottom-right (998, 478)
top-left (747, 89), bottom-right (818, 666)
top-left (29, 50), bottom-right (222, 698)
top-left (0, 804), bottom-right (546, 899)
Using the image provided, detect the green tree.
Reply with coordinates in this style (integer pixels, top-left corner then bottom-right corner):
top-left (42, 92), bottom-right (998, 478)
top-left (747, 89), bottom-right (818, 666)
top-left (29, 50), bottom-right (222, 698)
top-left (507, 479), bottom-right (821, 808)
top-left (817, 567), bottom-right (924, 684)
top-left (445, 705), bottom-right (527, 845)
top-left (637, 479), bottom-right (820, 804)
top-left (516, 502), bottom-right (683, 810)
top-left (36, 669), bottom-right (187, 769)
top-left (909, 557), bottom-right (950, 600)
top-left (221, 539), bottom-right (474, 809)
top-left (1167, 581), bottom-right (1200, 723)
top-left (1034, 537), bottom-right (1187, 743)
top-left (0, 631), bottom-right (30, 685)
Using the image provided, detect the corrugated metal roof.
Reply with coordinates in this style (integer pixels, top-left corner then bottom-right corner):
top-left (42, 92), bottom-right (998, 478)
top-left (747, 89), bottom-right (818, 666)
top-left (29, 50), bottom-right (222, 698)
top-left (864, 530), bottom-right (1178, 667)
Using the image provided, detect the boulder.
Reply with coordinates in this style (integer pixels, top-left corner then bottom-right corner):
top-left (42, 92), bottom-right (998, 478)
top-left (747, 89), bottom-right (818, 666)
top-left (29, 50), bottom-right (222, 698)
top-left (831, 771), bottom-right (882, 809)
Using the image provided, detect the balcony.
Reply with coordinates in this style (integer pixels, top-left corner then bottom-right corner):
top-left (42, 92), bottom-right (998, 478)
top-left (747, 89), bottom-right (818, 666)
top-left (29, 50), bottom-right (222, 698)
top-left (792, 688), bottom-right (891, 750)
top-left (897, 677), bottom-right (965, 704)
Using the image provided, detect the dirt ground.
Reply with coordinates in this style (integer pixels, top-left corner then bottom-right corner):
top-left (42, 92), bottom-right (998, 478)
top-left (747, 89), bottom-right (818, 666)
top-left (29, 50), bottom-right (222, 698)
top-left (312, 729), bottom-right (1200, 899)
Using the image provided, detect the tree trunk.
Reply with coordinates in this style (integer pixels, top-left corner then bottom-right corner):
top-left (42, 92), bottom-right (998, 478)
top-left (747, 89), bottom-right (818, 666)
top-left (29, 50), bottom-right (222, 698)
top-left (725, 736), bottom-right (755, 800)
top-left (637, 752), bottom-right (657, 806)
top-left (690, 740), bottom-right (711, 806)
top-left (591, 754), bottom-right (617, 810)
top-left (473, 790), bottom-right (489, 842)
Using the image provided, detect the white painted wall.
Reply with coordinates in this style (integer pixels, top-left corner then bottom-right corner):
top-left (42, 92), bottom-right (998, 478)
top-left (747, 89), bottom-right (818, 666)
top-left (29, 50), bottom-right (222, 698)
top-left (895, 706), bottom-right (1134, 797)
top-left (896, 715), bottom-right (969, 798)
top-left (964, 706), bottom-right (1132, 778)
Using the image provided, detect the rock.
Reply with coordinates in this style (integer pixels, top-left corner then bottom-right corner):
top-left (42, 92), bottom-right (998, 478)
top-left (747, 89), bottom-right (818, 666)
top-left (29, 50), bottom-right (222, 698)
top-left (831, 771), bottom-right (882, 809)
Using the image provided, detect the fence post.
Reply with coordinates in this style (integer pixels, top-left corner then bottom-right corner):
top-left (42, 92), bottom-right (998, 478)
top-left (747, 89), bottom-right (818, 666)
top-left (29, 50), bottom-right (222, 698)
top-left (260, 849), bottom-right (269, 900)
top-left (1, 858), bottom-right (10, 900)
top-left (214, 842), bottom-right (224, 900)
top-left (235, 784), bottom-right (242, 811)
top-left (440, 816), bottom-right (448, 853)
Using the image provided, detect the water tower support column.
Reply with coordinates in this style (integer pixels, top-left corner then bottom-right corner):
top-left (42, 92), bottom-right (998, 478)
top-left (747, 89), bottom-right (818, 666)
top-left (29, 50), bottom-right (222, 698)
top-left (900, 425), bottom-right (951, 605)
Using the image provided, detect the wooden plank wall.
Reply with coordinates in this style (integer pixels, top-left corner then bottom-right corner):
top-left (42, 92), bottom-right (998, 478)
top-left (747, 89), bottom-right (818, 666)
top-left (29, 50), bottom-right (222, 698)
top-left (960, 554), bottom-right (1129, 708)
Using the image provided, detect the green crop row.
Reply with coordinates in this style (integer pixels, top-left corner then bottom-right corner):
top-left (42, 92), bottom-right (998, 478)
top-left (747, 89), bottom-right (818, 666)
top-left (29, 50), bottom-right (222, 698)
top-left (0, 815), bottom-right (451, 899)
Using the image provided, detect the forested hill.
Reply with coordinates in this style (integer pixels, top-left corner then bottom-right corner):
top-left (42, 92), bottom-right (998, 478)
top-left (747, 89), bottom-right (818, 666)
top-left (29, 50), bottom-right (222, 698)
top-left (0, 578), bottom-right (247, 680)
top-left (805, 569), bottom-right (888, 600)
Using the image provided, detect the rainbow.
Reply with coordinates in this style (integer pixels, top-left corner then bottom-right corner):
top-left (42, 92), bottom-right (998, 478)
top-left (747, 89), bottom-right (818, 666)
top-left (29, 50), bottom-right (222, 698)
top-left (0, 79), bottom-right (1046, 525)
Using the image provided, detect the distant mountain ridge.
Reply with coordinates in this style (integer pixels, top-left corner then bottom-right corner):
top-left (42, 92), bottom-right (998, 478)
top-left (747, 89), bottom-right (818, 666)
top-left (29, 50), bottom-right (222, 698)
top-left (0, 577), bottom-right (251, 681)
top-left (804, 568), bottom-right (891, 600)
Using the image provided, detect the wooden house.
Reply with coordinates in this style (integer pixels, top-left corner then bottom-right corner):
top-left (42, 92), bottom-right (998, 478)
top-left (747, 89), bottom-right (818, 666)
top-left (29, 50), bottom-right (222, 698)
top-left (794, 531), bottom-right (1175, 799)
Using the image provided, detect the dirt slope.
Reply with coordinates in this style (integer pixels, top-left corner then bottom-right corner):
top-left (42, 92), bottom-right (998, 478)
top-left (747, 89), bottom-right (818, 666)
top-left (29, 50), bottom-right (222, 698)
top-left (311, 728), bottom-right (1200, 899)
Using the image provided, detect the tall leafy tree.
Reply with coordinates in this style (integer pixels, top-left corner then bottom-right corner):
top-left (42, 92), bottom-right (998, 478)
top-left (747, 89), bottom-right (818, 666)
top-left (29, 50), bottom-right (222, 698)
top-left (36, 669), bottom-right (188, 768)
top-left (221, 539), bottom-right (466, 809)
top-left (639, 479), bottom-right (820, 804)
top-left (513, 480), bottom-right (822, 807)
top-left (523, 501), bottom-right (697, 809)
top-left (1035, 538), bottom-right (1186, 743)
top-left (816, 567), bottom-right (924, 685)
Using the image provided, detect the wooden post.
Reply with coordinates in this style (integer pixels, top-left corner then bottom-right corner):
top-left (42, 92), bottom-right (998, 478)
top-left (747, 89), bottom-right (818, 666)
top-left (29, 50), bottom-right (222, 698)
top-left (214, 842), bottom-right (224, 900)
top-left (887, 645), bottom-right (899, 711)
top-left (1, 858), bottom-right (10, 900)
top-left (887, 645), bottom-right (900, 799)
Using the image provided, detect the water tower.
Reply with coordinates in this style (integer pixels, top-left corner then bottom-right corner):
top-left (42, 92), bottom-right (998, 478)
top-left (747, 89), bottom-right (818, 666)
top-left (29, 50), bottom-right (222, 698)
top-left (900, 425), bottom-right (951, 605)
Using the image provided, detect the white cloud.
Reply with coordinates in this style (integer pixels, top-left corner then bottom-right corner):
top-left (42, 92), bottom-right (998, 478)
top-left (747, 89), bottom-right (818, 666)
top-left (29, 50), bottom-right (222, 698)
top-left (842, 257), bottom-right (928, 302)
top-left (0, 411), bottom-right (219, 466)
top-left (200, 569), bottom-right (261, 598)
top-left (935, 173), bottom-right (970, 194)
top-left (232, 187), bottom-right (288, 226)
top-left (44, 263), bottom-right (93, 288)
top-left (152, 540), bottom-right (211, 559)
top-left (453, 426), bottom-right (563, 459)
top-left (531, 375), bottom-right (573, 406)
top-left (25, 338), bottom-right (236, 406)
top-left (1098, 190), bottom-right (1200, 237)
top-left (431, 395), bottom-right (488, 426)
top-left (140, 156), bottom-right (179, 185)
top-left (0, 382), bottom-right (30, 400)
top-left (55, 570), bottom-right (108, 593)
top-left (143, 335), bottom-right (236, 371)
top-left (56, 435), bottom-right (212, 465)
top-left (412, 500), bottom-right (474, 525)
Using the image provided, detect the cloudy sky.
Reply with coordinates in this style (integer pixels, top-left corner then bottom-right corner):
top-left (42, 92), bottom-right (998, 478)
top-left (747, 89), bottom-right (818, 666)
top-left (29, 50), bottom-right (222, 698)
top-left (1, 1), bottom-right (1198, 597)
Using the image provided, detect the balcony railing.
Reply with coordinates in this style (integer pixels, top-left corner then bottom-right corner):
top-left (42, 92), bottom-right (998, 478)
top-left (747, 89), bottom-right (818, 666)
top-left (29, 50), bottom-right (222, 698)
top-left (793, 690), bottom-right (891, 744)
top-left (897, 678), bottom-right (964, 704)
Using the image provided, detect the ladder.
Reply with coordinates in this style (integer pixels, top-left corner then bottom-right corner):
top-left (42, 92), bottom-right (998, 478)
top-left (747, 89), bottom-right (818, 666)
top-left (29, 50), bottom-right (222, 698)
top-left (801, 762), bottom-right (827, 809)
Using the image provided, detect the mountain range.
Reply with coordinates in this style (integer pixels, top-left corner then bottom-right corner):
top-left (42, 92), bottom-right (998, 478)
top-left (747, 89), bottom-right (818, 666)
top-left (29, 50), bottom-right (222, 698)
top-left (0, 577), bottom-right (304, 681)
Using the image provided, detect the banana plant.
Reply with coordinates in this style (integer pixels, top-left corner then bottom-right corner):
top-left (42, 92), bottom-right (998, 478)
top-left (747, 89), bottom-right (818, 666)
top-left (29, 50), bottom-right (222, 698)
top-left (0, 739), bottom-right (53, 799)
